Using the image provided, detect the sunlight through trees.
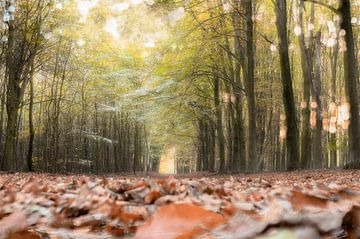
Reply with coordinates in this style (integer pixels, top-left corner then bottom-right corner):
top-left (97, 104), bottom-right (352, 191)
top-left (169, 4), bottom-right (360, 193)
top-left (0, 0), bottom-right (359, 174)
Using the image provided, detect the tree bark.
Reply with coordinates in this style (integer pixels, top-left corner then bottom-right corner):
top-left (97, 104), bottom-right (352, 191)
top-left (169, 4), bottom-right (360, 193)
top-left (329, 33), bottom-right (339, 168)
top-left (297, 1), bottom-right (311, 169)
top-left (214, 72), bottom-right (226, 173)
top-left (3, 22), bottom-right (17, 171)
top-left (27, 63), bottom-right (35, 172)
top-left (209, 123), bottom-right (216, 171)
top-left (312, 30), bottom-right (323, 168)
top-left (275, 0), bottom-right (299, 170)
top-left (244, 0), bottom-right (257, 171)
top-left (232, 7), bottom-right (247, 172)
top-left (339, 0), bottom-right (360, 167)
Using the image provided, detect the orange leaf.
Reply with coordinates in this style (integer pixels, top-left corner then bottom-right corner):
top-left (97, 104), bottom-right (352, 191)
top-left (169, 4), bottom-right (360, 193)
top-left (9, 231), bottom-right (41, 239)
top-left (289, 190), bottom-right (328, 210)
top-left (144, 191), bottom-right (161, 204)
top-left (135, 204), bottom-right (226, 239)
top-left (104, 225), bottom-right (125, 237)
top-left (120, 210), bottom-right (144, 225)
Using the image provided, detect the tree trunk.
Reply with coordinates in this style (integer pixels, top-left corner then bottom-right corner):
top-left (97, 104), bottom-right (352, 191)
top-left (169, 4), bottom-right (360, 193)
top-left (0, 81), bottom-right (6, 166)
top-left (329, 33), bottom-right (339, 168)
top-left (203, 120), bottom-right (209, 171)
top-left (312, 31), bottom-right (323, 169)
top-left (27, 63), bottom-right (35, 172)
top-left (214, 72), bottom-right (226, 173)
top-left (275, 0), bottom-right (299, 171)
top-left (3, 22), bottom-right (17, 171)
top-left (209, 123), bottom-right (216, 171)
top-left (339, 0), bottom-right (360, 167)
top-left (232, 7), bottom-right (247, 172)
top-left (244, 0), bottom-right (257, 171)
top-left (297, 1), bottom-right (311, 169)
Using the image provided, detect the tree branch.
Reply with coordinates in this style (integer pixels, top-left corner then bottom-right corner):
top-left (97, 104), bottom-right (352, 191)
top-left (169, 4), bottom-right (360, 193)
top-left (302, 0), bottom-right (338, 14)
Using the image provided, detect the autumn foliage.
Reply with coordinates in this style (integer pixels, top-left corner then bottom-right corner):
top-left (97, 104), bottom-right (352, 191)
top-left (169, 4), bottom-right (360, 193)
top-left (1, 170), bottom-right (360, 238)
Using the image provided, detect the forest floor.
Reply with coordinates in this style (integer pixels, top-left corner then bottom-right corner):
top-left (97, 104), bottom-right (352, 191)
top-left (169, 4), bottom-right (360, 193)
top-left (1, 170), bottom-right (360, 239)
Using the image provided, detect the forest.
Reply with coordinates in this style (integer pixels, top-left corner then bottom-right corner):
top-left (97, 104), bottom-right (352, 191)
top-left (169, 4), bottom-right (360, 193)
top-left (0, 0), bottom-right (359, 174)
top-left (0, 0), bottom-right (360, 238)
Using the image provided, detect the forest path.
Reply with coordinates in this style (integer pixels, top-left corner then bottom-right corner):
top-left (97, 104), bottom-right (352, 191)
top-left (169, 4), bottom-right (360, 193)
top-left (159, 146), bottom-right (176, 174)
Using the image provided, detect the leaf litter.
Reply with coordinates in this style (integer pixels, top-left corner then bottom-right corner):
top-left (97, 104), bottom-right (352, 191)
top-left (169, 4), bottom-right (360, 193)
top-left (1, 170), bottom-right (360, 238)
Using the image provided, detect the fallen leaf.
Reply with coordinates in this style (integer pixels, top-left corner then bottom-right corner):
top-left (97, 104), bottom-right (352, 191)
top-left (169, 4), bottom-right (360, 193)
top-left (289, 190), bottom-right (328, 210)
top-left (8, 231), bottom-right (41, 239)
top-left (135, 204), bottom-right (226, 239)
top-left (0, 212), bottom-right (28, 239)
top-left (144, 190), bottom-right (161, 204)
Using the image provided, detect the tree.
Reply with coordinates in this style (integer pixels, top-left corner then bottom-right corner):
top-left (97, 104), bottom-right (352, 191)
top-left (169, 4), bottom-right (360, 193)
top-left (213, 68), bottom-right (226, 173)
top-left (274, 0), bottom-right (299, 170)
top-left (0, 0), bottom-right (358, 174)
top-left (339, 0), bottom-right (360, 167)
top-left (3, 0), bottom-right (46, 171)
top-left (243, 0), bottom-right (257, 171)
top-left (296, 1), bottom-right (312, 169)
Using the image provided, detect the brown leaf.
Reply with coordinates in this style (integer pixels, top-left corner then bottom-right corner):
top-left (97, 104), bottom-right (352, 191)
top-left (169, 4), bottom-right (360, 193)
top-left (144, 190), bottom-right (161, 204)
top-left (119, 209), bottom-right (144, 225)
top-left (108, 181), bottom-right (130, 194)
top-left (73, 214), bottom-right (104, 228)
top-left (8, 231), bottom-right (41, 239)
top-left (135, 204), bottom-right (226, 239)
top-left (22, 178), bottom-right (41, 194)
top-left (104, 224), bottom-right (125, 237)
top-left (342, 206), bottom-right (360, 239)
top-left (221, 204), bottom-right (237, 217)
top-left (289, 190), bottom-right (328, 210)
top-left (0, 212), bottom-right (28, 239)
top-left (51, 214), bottom-right (74, 228)
top-left (63, 206), bottom-right (89, 218)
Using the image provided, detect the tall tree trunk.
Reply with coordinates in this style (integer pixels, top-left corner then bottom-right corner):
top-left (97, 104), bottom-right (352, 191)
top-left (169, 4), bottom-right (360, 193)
top-left (244, 0), bottom-right (257, 171)
top-left (221, 19), bottom-right (236, 172)
top-left (143, 124), bottom-right (150, 173)
top-left (3, 22), bottom-right (17, 171)
top-left (27, 63), bottom-right (35, 172)
top-left (214, 72), bottom-right (226, 173)
top-left (275, 0), bottom-right (299, 171)
top-left (196, 132), bottom-right (202, 171)
top-left (329, 34), bottom-right (339, 168)
top-left (339, 0), bottom-right (360, 167)
top-left (313, 31), bottom-right (323, 168)
top-left (232, 7), bottom-right (247, 172)
top-left (0, 81), bottom-right (6, 166)
top-left (203, 120), bottom-right (209, 171)
top-left (297, 1), bottom-right (311, 169)
top-left (209, 123), bottom-right (216, 171)
top-left (3, 2), bottom-right (43, 171)
top-left (275, 111), bottom-right (282, 171)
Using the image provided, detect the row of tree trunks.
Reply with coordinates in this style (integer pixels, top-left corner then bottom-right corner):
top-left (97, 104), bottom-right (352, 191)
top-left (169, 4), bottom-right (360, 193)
top-left (18, 104), bottom-right (149, 173)
top-left (185, 0), bottom-right (359, 174)
top-left (196, 118), bottom-right (216, 172)
top-left (0, 27), bottom-right (151, 173)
